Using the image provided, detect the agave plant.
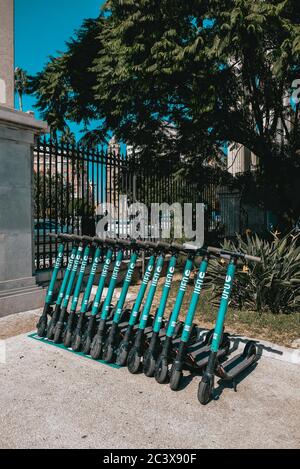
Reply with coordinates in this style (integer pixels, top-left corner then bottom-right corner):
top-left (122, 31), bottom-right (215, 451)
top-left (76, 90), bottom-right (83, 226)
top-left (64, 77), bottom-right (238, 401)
top-left (206, 231), bottom-right (300, 314)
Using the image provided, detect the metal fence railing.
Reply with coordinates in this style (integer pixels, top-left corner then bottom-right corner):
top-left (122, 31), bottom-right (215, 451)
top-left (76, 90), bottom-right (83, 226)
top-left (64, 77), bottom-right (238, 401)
top-left (34, 136), bottom-right (224, 271)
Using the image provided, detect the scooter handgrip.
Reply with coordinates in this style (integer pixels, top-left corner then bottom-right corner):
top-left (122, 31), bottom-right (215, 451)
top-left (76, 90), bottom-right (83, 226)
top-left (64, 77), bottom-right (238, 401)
top-left (207, 246), bottom-right (222, 255)
top-left (156, 241), bottom-right (171, 251)
top-left (82, 235), bottom-right (95, 244)
top-left (72, 234), bottom-right (84, 243)
top-left (245, 254), bottom-right (262, 263)
top-left (93, 236), bottom-right (105, 245)
top-left (134, 239), bottom-right (155, 250)
top-left (103, 237), bottom-right (117, 247)
top-left (117, 238), bottom-right (132, 248)
top-left (170, 242), bottom-right (185, 252)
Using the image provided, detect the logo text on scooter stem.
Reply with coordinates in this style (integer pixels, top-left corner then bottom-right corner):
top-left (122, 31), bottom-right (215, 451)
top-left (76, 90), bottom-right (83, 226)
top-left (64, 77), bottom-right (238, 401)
top-left (179, 269), bottom-right (191, 291)
top-left (194, 271), bottom-right (206, 294)
top-left (151, 266), bottom-right (162, 286)
top-left (125, 262), bottom-right (136, 282)
top-left (142, 264), bottom-right (153, 284)
top-left (112, 260), bottom-right (122, 279)
top-left (165, 266), bottom-right (175, 288)
top-left (101, 258), bottom-right (111, 277)
top-left (54, 250), bottom-right (64, 269)
top-left (222, 275), bottom-right (232, 300)
top-left (91, 257), bottom-right (100, 275)
top-left (80, 255), bottom-right (89, 273)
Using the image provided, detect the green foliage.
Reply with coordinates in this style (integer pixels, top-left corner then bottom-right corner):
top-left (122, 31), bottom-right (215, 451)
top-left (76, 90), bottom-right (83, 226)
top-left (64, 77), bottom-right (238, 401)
top-left (14, 67), bottom-right (30, 111)
top-left (33, 171), bottom-right (73, 225)
top-left (29, 1), bottom-right (300, 226)
top-left (206, 231), bottom-right (300, 314)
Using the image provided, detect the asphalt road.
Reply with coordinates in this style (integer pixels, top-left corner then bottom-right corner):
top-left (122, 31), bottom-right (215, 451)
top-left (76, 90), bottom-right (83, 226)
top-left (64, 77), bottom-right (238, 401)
top-left (0, 332), bottom-right (299, 449)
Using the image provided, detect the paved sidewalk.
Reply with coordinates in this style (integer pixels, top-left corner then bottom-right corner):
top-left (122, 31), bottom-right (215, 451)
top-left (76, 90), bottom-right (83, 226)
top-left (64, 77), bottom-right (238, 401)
top-left (0, 332), bottom-right (299, 449)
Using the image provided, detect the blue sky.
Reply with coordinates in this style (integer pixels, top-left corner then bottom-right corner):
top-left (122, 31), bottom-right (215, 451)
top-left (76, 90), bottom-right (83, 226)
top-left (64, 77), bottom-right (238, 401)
top-left (15, 0), bottom-right (104, 129)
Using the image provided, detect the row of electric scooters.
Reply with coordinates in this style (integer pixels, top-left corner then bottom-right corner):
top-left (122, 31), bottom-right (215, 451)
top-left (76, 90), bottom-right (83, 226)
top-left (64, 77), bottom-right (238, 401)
top-left (36, 233), bottom-right (261, 404)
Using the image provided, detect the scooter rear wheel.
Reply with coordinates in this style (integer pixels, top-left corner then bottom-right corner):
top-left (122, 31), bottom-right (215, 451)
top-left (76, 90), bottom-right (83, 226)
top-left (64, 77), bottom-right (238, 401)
top-left (127, 347), bottom-right (141, 374)
top-left (244, 340), bottom-right (257, 358)
top-left (154, 357), bottom-right (169, 384)
top-left (169, 364), bottom-right (182, 391)
top-left (143, 349), bottom-right (156, 377)
top-left (197, 380), bottom-right (213, 405)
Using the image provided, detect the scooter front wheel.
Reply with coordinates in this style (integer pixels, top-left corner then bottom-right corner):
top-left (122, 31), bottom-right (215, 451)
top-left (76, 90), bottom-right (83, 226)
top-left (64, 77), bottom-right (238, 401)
top-left (90, 337), bottom-right (103, 360)
top-left (127, 347), bottom-right (141, 374)
top-left (197, 379), bottom-right (213, 405)
top-left (154, 356), bottom-right (169, 384)
top-left (103, 343), bottom-right (115, 363)
top-left (169, 364), bottom-right (182, 391)
top-left (82, 335), bottom-right (92, 355)
top-left (53, 323), bottom-right (63, 344)
top-left (46, 319), bottom-right (56, 340)
top-left (143, 349), bottom-right (156, 377)
top-left (63, 329), bottom-right (73, 348)
top-left (116, 342), bottom-right (129, 366)
top-left (36, 317), bottom-right (47, 338)
top-left (71, 334), bottom-right (82, 352)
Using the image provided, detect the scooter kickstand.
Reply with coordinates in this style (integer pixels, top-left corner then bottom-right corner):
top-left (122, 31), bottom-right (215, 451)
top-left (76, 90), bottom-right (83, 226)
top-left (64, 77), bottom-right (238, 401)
top-left (232, 379), bottom-right (237, 392)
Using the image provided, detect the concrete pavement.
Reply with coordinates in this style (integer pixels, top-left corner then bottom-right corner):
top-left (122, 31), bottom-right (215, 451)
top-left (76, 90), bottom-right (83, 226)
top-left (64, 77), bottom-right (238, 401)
top-left (0, 332), bottom-right (299, 449)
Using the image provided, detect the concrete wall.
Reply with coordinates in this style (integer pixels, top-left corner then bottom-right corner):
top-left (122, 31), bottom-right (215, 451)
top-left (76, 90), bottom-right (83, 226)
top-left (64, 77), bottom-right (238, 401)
top-left (0, 0), bottom-right (14, 108)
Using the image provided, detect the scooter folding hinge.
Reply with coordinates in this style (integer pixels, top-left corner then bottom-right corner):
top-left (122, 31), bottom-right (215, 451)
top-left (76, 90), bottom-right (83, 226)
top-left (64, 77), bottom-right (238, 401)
top-left (215, 363), bottom-right (226, 379)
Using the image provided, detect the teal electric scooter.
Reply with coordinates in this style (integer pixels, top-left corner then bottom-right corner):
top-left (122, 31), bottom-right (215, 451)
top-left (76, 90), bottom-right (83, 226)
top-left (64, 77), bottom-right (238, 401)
top-left (168, 248), bottom-right (231, 391)
top-left (53, 235), bottom-right (85, 344)
top-left (143, 242), bottom-right (197, 378)
top-left (62, 237), bottom-right (94, 348)
top-left (81, 237), bottom-right (116, 355)
top-left (89, 239), bottom-right (131, 360)
top-left (198, 247), bottom-right (261, 405)
top-left (102, 240), bottom-right (157, 363)
top-left (127, 242), bottom-right (176, 374)
top-left (36, 233), bottom-right (72, 337)
top-left (71, 236), bottom-right (104, 351)
top-left (46, 239), bottom-right (79, 340)
top-left (114, 245), bottom-right (159, 366)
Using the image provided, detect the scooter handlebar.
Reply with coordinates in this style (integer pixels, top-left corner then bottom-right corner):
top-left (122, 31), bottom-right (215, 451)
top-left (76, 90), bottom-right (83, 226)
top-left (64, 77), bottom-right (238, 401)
top-left (156, 241), bottom-right (171, 252)
top-left (134, 240), bottom-right (157, 251)
top-left (49, 233), bottom-right (73, 242)
top-left (82, 235), bottom-right (95, 244)
top-left (207, 246), bottom-right (261, 263)
top-left (93, 236), bottom-right (116, 247)
top-left (116, 238), bottom-right (132, 248)
top-left (244, 254), bottom-right (262, 263)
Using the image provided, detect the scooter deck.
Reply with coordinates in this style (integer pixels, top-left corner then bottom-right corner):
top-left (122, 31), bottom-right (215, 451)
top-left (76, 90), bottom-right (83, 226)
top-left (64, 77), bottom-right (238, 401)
top-left (217, 352), bottom-right (256, 379)
top-left (185, 341), bottom-right (228, 369)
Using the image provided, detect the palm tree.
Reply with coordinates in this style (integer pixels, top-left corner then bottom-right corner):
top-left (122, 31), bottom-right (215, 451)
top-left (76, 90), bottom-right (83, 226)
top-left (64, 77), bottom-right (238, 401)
top-left (14, 67), bottom-right (29, 111)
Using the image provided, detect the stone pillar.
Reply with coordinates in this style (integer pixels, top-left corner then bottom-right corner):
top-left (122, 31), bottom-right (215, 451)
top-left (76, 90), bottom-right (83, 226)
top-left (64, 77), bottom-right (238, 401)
top-left (0, 0), bottom-right (14, 108)
top-left (0, 108), bottom-right (48, 317)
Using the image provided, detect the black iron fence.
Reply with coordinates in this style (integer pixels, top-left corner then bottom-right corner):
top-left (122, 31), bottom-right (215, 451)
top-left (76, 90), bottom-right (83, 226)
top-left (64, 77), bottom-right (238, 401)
top-left (34, 137), bottom-right (231, 271)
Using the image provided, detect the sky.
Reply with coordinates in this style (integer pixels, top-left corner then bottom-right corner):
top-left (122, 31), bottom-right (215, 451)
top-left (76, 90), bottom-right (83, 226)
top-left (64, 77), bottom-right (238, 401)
top-left (15, 0), bottom-right (104, 130)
